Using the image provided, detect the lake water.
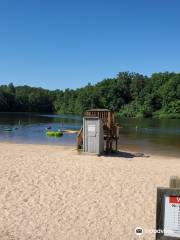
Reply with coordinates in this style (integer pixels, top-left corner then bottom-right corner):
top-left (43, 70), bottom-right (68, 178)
top-left (0, 113), bottom-right (81, 146)
top-left (0, 113), bottom-right (179, 157)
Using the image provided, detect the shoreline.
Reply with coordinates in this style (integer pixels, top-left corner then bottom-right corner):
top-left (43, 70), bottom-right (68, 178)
top-left (0, 140), bottom-right (179, 159)
top-left (0, 140), bottom-right (76, 148)
top-left (0, 111), bottom-right (180, 119)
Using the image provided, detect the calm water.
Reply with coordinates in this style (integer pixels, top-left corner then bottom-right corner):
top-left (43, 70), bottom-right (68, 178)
top-left (0, 113), bottom-right (81, 146)
top-left (118, 118), bottom-right (180, 157)
top-left (0, 113), bottom-right (179, 157)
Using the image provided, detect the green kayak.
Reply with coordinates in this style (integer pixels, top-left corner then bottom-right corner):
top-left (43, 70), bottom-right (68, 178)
top-left (46, 131), bottom-right (63, 137)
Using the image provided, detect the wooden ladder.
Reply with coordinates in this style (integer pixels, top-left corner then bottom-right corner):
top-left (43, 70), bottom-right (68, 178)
top-left (77, 127), bottom-right (83, 149)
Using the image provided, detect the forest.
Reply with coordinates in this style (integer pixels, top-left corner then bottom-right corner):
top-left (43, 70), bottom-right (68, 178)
top-left (0, 72), bottom-right (179, 118)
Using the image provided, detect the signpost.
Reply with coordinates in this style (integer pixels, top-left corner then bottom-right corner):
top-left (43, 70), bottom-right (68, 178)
top-left (164, 196), bottom-right (180, 238)
top-left (156, 177), bottom-right (180, 240)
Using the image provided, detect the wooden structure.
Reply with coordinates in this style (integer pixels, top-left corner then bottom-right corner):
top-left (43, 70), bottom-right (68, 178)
top-left (77, 127), bottom-right (83, 149)
top-left (86, 109), bottom-right (114, 129)
top-left (77, 109), bottom-right (120, 152)
top-left (169, 176), bottom-right (180, 189)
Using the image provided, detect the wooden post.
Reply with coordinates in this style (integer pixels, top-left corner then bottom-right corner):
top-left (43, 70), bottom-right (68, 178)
top-left (106, 139), bottom-right (109, 153)
top-left (110, 140), bottom-right (112, 152)
top-left (169, 176), bottom-right (180, 188)
top-left (115, 137), bottom-right (118, 152)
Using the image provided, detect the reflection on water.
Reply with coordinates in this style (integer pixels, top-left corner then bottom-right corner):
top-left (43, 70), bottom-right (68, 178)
top-left (0, 113), bottom-right (179, 157)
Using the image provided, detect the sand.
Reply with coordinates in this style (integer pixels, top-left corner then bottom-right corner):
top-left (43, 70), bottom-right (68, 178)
top-left (0, 143), bottom-right (179, 240)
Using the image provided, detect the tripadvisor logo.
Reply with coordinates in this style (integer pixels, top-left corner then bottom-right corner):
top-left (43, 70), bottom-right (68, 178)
top-left (135, 227), bottom-right (144, 236)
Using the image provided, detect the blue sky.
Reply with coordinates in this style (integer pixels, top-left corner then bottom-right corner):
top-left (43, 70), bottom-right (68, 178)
top-left (0, 0), bottom-right (179, 90)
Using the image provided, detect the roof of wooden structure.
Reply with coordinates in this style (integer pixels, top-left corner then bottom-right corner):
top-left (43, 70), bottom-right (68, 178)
top-left (86, 108), bottom-right (111, 112)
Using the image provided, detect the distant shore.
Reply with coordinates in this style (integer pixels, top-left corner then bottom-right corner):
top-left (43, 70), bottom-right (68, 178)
top-left (0, 142), bottom-right (179, 240)
top-left (0, 111), bottom-right (180, 119)
top-left (1, 71), bottom-right (180, 119)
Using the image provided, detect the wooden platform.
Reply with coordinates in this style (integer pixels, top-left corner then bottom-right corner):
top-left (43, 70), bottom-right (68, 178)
top-left (77, 109), bottom-right (120, 152)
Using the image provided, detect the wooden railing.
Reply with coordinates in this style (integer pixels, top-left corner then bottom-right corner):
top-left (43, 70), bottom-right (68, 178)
top-left (86, 110), bottom-right (113, 129)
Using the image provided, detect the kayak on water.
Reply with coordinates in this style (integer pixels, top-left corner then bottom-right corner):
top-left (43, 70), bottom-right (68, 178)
top-left (3, 127), bottom-right (18, 132)
top-left (46, 131), bottom-right (63, 137)
top-left (4, 128), bottom-right (13, 132)
top-left (45, 126), bottom-right (52, 130)
top-left (62, 129), bottom-right (79, 134)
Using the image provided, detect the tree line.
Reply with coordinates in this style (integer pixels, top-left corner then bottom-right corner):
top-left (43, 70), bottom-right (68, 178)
top-left (0, 72), bottom-right (179, 118)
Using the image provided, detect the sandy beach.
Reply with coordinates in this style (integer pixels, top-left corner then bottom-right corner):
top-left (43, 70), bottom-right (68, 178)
top-left (0, 143), bottom-right (179, 240)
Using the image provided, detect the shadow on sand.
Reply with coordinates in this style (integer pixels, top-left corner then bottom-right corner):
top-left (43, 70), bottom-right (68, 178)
top-left (104, 151), bottom-right (150, 158)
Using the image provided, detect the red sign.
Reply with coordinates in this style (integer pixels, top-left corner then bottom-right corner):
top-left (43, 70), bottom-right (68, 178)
top-left (169, 196), bottom-right (180, 204)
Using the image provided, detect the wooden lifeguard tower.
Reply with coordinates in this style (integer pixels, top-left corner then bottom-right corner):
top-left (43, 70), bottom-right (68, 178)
top-left (77, 109), bottom-right (120, 152)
